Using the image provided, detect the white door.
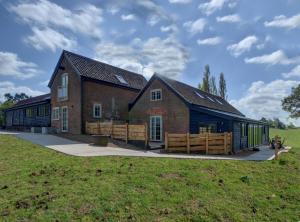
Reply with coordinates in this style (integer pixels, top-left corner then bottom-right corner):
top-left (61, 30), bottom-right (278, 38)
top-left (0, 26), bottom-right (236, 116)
top-left (61, 107), bottom-right (68, 132)
top-left (150, 116), bottom-right (162, 141)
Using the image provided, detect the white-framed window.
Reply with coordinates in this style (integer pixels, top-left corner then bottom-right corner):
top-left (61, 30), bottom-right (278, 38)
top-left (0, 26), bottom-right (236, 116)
top-left (52, 107), bottom-right (60, 120)
top-left (93, 103), bottom-right (102, 118)
top-left (150, 89), bottom-right (162, 101)
top-left (58, 73), bottom-right (68, 100)
top-left (61, 106), bottom-right (68, 132)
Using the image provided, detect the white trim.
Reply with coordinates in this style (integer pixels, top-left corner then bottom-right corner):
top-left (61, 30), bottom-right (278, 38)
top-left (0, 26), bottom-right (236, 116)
top-left (150, 115), bottom-right (163, 141)
top-left (150, 89), bottom-right (162, 101)
top-left (93, 103), bottom-right (102, 118)
top-left (58, 73), bottom-right (68, 101)
top-left (52, 107), bottom-right (60, 120)
top-left (61, 106), bottom-right (68, 132)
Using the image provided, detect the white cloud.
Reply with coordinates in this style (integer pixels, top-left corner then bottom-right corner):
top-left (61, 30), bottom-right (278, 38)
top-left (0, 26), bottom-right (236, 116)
top-left (0, 81), bottom-right (45, 102)
top-left (216, 14), bottom-right (241, 23)
top-left (0, 51), bottom-right (41, 79)
top-left (183, 18), bottom-right (206, 35)
top-left (24, 27), bottom-right (77, 52)
top-left (121, 14), bottom-right (137, 21)
top-left (198, 0), bottom-right (227, 16)
top-left (245, 50), bottom-right (300, 65)
top-left (264, 13), bottom-right (300, 29)
top-left (9, 0), bottom-right (103, 38)
top-left (197, 36), bottom-right (222, 45)
top-left (169, 0), bottom-right (191, 4)
top-left (227, 36), bottom-right (258, 57)
top-left (282, 65), bottom-right (300, 78)
top-left (160, 24), bottom-right (178, 33)
top-left (94, 37), bottom-right (189, 79)
top-left (228, 2), bottom-right (237, 8)
top-left (230, 79), bottom-right (300, 126)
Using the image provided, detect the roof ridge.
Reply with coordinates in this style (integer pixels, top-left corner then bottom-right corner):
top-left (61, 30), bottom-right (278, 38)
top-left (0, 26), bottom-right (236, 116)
top-left (63, 50), bottom-right (145, 78)
top-left (156, 74), bottom-right (224, 100)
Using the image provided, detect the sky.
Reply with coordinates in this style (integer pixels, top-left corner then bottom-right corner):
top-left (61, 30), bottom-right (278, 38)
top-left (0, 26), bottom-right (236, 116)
top-left (1, 0), bottom-right (300, 125)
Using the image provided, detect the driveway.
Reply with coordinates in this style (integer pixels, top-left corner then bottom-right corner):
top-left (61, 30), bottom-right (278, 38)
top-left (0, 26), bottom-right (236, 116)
top-left (0, 131), bottom-right (289, 160)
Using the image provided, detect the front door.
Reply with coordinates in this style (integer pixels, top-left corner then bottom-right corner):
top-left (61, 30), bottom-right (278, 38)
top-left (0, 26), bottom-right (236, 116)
top-left (150, 116), bottom-right (162, 141)
top-left (61, 106), bottom-right (68, 132)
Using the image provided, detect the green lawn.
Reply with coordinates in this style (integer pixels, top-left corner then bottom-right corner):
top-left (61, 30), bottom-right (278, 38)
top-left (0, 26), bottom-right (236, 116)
top-left (0, 129), bottom-right (299, 221)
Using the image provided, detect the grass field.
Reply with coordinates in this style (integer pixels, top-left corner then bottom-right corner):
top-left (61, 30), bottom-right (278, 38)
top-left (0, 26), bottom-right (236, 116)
top-left (0, 129), bottom-right (299, 221)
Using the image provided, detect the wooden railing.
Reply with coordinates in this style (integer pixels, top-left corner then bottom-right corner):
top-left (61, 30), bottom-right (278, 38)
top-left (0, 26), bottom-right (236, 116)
top-left (165, 132), bottom-right (232, 155)
top-left (86, 121), bottom-right (148, 147)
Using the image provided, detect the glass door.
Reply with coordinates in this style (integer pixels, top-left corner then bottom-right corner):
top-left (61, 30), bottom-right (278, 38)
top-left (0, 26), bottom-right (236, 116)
top-left (150, 116), bottom-right (162, 141)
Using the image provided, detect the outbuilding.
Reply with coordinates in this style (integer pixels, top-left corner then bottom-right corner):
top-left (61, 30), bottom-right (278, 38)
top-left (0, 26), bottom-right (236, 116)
top-left (129, 74), bottom-right (269, 152)
top-left (4, 94), bottom-right (51, 131)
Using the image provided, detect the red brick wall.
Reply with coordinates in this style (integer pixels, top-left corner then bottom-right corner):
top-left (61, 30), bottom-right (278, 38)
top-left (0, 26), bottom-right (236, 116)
top-left (82, 80), bottom-right (140, 129)
top-left (50, 58), bottom-right (82, 134)
top-left (129, 78), bottom-right (190, 141)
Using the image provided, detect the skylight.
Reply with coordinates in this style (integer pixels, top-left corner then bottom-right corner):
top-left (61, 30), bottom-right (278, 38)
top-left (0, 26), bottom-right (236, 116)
top-left (115, 74), bottom-right (128, 84)
top-left (216, 99), bottom-right (223, 105)
top-left (194, 91), bottom-right (204, 99)
top-left (206, 96), bottom-right (215, 102)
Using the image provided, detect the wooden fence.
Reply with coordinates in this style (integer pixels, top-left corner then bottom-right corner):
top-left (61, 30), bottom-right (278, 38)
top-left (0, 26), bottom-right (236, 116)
top-left (165, 132), bottom-right (232, 155)
top-left (85, 121), bottom-right (148, 146)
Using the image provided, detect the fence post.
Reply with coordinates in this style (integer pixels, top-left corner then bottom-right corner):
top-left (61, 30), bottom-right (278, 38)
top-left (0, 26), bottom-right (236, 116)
top-left (224, 133), bottom-right (227, 154)
top-left (186, 133), bottom-right (190, 154)
top-left (205, 133), bottom-right (208, 154)
top-left (125, 123), bottom-right (128, 143)
top-left (165, 132), bottom-right (168, 152)
top-left (144, 123), bottom-right (148, 148)
top-left (85, 121), bottom-right (88, 134)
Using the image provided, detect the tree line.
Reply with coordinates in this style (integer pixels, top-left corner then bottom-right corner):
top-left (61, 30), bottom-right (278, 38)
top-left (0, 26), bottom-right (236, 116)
top-left (198, 65), bottom-right (227, 100)
top-left (259, 117), bottom-right (297, 130)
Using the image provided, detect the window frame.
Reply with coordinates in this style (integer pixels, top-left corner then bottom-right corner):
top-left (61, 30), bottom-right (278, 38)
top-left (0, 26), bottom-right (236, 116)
top-left (93, 103), bottom-right (102, 118)
top-left (150, 89), bottom-right (162, 101)
top-left (58, 73), bottom-right (68, 101)
top-left (52, 107), bottom-right (60, 120)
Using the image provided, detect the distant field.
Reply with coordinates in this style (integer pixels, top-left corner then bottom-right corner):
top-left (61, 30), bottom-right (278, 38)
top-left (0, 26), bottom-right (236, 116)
top-left (270, 128), bottom-right (300, 148)
top-left (0, 129), bottom-right (299, 221)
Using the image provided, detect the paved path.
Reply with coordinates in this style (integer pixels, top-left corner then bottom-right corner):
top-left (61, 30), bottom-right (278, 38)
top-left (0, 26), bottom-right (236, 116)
top-left (0, 131), bottom-right (289, 160)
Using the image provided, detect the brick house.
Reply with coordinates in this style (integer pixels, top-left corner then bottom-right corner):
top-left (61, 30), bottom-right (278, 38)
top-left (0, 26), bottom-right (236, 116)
top-left (48, 50), bottom-right (147, 134)
top-left (129, 74), bottom-right (269, 152)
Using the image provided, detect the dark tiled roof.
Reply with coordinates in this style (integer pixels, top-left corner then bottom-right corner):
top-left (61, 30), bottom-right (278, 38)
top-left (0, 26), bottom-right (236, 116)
top-left (11, 93), bottom-right (50, 108)
top-left (63, 50), bottom-right (147, 90)
top-left (157, 74), bottom-right (244, 116)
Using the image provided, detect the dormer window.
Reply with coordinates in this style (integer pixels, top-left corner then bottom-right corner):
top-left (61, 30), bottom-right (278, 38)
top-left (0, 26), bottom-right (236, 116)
top-left (58, 73), bottom-right (68, 101)
top-left (115, 74), bottom-right (128, 84)
top-left (150, 89), bottom-right (162, 101)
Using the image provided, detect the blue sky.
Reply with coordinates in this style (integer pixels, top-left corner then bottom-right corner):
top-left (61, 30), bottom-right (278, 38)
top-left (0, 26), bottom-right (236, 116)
top-left (1, 0), bottom-right (300, 125)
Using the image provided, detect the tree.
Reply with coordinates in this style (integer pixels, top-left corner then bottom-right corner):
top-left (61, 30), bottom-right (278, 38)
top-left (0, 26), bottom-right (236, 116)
top-left (273, 118), bottom-right (286, 129)
top-left (14, 93), bottom-right (29, 102)
top-left (199, 65), bottom-right (211, 93)
top-left (282, 84), bottom-right (300, 118)
top-left (4, 93), bottom-right (13, 101)
top-left (219, 72), bottom-right (227, 100)
top-left (210, 76), bottom-right (218, 95)
top-left (287, 122), bottom-right (296, 129)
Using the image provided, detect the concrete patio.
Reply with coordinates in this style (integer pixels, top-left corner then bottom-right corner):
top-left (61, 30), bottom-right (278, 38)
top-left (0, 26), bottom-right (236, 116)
top-left (0, 131), bottom-right (290, 160)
